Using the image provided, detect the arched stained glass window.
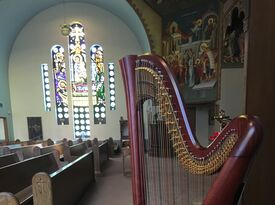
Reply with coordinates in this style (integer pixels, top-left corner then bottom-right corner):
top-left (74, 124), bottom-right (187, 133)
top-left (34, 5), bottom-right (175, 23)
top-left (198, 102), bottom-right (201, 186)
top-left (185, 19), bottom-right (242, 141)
top-left (108, 63), bottom-right (116, 110)
top-left (42, 21), bottom-right (116, 135)
top-left (69, 22), bottom-right (90, 137)
top-left (41, 64), bottom-right (51, 112)
top-left (51, 45), bottom-right (69, 125)
top-left (90, 44), bottom-right (106, 124)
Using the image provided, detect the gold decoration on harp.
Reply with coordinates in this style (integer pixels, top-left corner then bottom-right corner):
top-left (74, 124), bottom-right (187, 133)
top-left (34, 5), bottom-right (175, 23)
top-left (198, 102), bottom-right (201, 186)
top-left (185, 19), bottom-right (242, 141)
top-left (136, 67), bottom-right (238, 175)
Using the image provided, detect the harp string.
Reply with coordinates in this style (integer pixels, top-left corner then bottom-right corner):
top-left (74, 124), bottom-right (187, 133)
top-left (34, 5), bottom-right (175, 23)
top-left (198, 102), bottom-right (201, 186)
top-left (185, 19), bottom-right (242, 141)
top-left (136, 66), bottom-right (238, 174)
top-left (119, 54), bottom-right (262, 205)
top-left (136, 66), bottom-right (181, 204)
top-left (135, 62), bottom-right (238, 204)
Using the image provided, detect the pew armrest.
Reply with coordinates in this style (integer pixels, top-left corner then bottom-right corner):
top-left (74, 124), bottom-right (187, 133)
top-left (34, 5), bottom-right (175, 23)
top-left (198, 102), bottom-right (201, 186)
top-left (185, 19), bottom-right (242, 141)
top-left (32, 173), bottom-right (53, 205)
top-left (0, 192), bottom-right (19, 205)
top-left (32, 151), bottom-right (95, 205)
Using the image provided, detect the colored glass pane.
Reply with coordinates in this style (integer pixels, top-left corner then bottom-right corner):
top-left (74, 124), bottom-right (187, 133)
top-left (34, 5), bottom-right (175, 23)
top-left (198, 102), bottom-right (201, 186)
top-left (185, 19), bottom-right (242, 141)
top-left (69, 22), bottom-right (90, 137)
top-left (41, 64), bottom-right (51, 112)
top-left (51, 45), bottom-right (69, 125)
top-left (108, 63), bottom-right (116, 110)
top-left (90, 44), bottom-right (106, 124)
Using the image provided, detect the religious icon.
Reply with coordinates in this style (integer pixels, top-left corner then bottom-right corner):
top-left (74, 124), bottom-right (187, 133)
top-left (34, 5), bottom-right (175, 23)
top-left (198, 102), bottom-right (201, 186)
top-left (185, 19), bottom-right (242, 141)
top-left (27, 117), bottom-right (43, 140)
top-left (221, 0), bottom-right (248, 68)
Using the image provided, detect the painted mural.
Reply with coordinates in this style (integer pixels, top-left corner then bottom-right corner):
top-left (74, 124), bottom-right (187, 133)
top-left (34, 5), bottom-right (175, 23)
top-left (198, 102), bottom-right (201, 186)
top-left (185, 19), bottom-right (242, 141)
top-left (221, 0), bottom-right (248, 68)
top-left (162, 0), bottom-right (220, 104)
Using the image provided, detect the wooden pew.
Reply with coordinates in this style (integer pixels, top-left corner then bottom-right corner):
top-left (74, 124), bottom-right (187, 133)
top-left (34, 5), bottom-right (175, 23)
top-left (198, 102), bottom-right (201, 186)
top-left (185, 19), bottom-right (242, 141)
top-left (0, 139), bottom-right (21, 146)
top-left (0, 153), bottom-right (19, 168)
top-left (43, 138), bottom-right (54, 146)
top-left (63, 138), bottom-right (109, 174)
top-left (92, 138), bottom-right (109, 174)
top-left (0, 140), bottom-right (49, 160)
top-left (54, 138), bottom-right (68, 146)
top-left (67, 138), bottom-right (82, 146)
top-left (33, 143), bottom-right (65, 168)
top-left (0, 139), bottom-right (46, 147)
top-left (83, 139), bottom-right (93, 151)
top-left (63, 142), bottom-right (87, 162)
top-left (32, 151), bottom-right (95, 205)
top-left (10, 144), bottom-right (42, 161)
top-left (0, 152), bottom-right (59, 205)
top-left (0, 192), bottom-right (19, 205)
top-left (107, 137), bottom-right (115, 156)
top-left (0, 146), bottom-right (10, 156)
top-left (22, 139), bottom-right (47, 146)
top-left (33, 143), bottom-right (64, 157)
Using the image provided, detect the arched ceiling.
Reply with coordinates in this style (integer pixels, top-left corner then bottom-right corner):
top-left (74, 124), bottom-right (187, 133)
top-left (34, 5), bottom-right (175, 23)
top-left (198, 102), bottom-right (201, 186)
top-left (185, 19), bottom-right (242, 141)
top-left (145, 0), bottom-right (216, 18)
top-left (0, 0), bottom-right (150, 63)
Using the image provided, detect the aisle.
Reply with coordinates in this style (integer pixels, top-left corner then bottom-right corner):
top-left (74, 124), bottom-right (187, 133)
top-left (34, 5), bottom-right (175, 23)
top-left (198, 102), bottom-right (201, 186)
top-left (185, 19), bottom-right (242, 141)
top-left (78, 155), bottom-right (132, 205)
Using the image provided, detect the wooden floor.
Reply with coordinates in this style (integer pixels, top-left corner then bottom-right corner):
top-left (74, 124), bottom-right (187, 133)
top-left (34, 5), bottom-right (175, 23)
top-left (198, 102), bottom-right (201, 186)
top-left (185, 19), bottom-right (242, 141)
top-left (78, 154), bottom-right (132, 205)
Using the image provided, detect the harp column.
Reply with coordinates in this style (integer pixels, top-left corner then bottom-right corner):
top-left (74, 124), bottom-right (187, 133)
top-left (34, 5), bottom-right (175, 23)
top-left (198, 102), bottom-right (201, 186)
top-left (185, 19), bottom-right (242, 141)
top-left (120, 55), bottom-right (145, 205)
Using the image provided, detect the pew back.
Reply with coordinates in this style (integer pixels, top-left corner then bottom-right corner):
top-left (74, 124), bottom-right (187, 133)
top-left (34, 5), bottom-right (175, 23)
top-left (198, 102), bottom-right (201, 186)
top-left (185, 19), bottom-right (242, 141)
top-left (0, 153), bottom-right (19, 168)
top-left (33, 144), bottom-right (65, 168)
top-left (70, 142), bottom-right (87, 156)
top-left (33, 143), bottom-right (64, 158)
top-left (54, 138), bottom-right (68, 146)
top-left (10, 144), bottom-right (42, 161)
top-left (67, 138), bottom-right (82, 146)
top-left (0, 147), bottom-right (10, 156)
top-left (1, 139), bottom-right (46, 147)
top-left (32, 151), bottom-right (95, 205)
top-left (0, 153), bottom-right (59, 194)
top-left (84, 139), bottom-right (92, 148)
top-left (63, 142), bottom-right (88, 162)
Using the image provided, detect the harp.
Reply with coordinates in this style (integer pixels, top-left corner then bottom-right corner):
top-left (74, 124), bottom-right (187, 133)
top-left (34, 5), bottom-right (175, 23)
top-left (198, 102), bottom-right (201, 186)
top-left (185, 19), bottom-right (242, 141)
top-left (119, 54), bottom-right (263, 205)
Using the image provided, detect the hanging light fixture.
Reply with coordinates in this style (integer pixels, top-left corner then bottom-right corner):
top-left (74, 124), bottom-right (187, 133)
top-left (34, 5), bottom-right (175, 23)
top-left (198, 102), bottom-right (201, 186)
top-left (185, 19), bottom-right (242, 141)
top-left (60, 24), bottom-right (71, 36)
top-left (60, 0), bottom-right (71, 36)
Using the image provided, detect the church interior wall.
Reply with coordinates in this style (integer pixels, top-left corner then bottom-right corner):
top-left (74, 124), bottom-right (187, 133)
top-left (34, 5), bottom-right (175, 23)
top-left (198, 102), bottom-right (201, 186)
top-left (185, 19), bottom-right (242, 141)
top-left (1, 0), bottom-right (273, 203)
top-left (8, 2), bottom-right (144, 141)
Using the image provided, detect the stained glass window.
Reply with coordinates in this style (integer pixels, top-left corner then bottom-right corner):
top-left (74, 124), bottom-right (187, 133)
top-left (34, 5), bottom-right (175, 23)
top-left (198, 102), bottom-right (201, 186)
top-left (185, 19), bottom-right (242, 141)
top-left (51, 45), bottom-right (69, 125)
top-left (41, 64), bottom-right (51, 112)
top-left (43, 21), bottom-right (113, 134)
top-left (69, 22), bottom-right (90, 137)
top-left (90, 44), bottom-right (106, 124)
top-left (108, 63), bottom-right (116, 110)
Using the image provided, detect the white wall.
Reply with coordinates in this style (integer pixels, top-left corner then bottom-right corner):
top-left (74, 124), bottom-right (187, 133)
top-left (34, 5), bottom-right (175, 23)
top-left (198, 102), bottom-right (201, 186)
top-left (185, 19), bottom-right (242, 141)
top-left (9, 2), bottom-right (144, 141)
top-left (195, 68), bottom-right (246, 147)
top-left (0, 118), bottom-right (5, 140)
top-left (195, 106), bottom-right (210, 147)
top-left (219, 68), bottom-right (246, 119)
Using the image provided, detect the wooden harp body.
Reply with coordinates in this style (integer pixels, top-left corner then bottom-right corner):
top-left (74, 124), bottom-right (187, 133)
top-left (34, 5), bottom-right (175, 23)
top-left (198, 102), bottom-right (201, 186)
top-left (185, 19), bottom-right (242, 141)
top-left (119, 54), bottom-right (262, 205)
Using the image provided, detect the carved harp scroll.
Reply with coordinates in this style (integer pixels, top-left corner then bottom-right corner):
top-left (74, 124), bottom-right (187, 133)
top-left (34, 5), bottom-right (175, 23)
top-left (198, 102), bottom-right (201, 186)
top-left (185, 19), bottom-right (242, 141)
top-left (119, 54), bottom-right (263, 205)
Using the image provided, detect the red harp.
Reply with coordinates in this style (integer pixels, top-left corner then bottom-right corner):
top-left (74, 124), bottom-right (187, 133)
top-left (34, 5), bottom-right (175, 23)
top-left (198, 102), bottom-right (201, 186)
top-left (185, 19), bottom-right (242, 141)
top-left (119, 54), bottom-right (262, 205)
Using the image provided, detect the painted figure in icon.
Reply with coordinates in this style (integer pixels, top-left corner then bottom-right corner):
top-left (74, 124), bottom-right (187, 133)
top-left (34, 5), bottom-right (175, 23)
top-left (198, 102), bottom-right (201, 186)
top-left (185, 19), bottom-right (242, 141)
top-left (73, 54), bottom-right (86, 83)
top-left (223, 7), bottom-right (245, 63)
